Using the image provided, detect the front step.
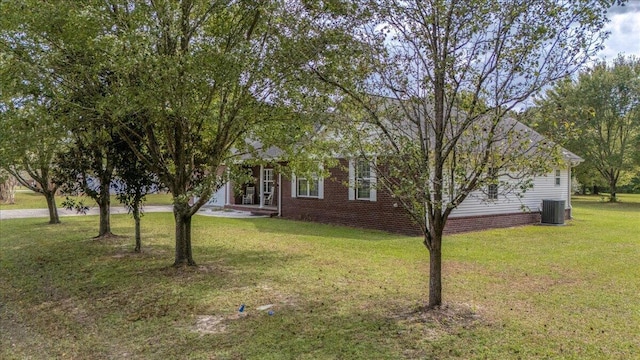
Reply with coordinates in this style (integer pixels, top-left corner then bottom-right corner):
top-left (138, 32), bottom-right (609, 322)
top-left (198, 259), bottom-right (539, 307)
top-left (225, 205), bottom-right (278, 217)
top-left (250, 209), bottom-right (279, 217)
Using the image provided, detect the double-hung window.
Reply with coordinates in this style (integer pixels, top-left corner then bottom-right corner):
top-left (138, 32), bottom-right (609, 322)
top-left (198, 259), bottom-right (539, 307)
top-left (349, 158), bottom-right (377, 201)
top-left (554, 169), bottom-right (561, 186)
top-left (291, 166), bottom-right (324, 199)
top-left (356, 159), bottom-right (372, 200)
top-left (487, 168), bottom-right (498, 200)
top-left (297, 175), bottom-right (319, 197)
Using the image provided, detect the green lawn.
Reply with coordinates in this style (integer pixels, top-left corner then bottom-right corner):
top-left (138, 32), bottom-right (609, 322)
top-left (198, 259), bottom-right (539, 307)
top-left (0, 190), bottom-right (174, 210)
top-left (1, 195), bottom-right (639, 359)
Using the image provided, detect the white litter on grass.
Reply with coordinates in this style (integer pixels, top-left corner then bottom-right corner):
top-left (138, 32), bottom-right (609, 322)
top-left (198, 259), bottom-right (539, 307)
top-left (194, 315), bottom-right (226, 334)
top-left (256, 304), bottom-right (274, 311)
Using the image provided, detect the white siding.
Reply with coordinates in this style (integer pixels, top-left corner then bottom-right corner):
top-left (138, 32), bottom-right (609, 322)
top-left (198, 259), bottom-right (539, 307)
top-left (197, 186), bottom-right (227, 207)
top-left (450, 167), bottom-right (570, 218)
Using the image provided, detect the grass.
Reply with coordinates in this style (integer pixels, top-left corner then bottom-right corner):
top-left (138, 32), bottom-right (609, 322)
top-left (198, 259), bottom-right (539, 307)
top-left (1, 195), bottom-right (639, 359)
top-left (0, 190), bottom-right (174, 210)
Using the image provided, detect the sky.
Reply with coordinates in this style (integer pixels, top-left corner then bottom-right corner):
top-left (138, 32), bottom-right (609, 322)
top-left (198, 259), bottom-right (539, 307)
top-left (600, 1), bottom-right (640, 60)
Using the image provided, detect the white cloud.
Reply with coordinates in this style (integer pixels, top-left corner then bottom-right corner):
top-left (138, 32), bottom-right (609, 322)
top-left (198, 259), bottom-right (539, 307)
top-left (606, 1), bottom-right (640, 15)
top-left (599, 4), bottom-right (640, 60)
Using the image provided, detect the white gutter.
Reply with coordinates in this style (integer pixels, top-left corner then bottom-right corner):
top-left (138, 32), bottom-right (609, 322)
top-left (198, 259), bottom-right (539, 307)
top-left (567, 165), bottom-right (572, 215)
top-left (278, 173), bottom-right (282, 217)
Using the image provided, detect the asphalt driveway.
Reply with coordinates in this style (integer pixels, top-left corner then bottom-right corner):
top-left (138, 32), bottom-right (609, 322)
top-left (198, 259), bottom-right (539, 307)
top-left (0, 205), bottom-right (262, 220)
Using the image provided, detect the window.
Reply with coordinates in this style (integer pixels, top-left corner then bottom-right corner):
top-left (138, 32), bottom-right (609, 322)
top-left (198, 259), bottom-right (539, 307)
top-left (291, 168), bottom-right (324, 199)
top-left (297, 176), bottom-right (319, 197)
top-left (356, 159), bottom-right (372, 200)
top-left (487, 183), bottom-right (498, 200)
top-left (487, 168), bottom-right (498, 200)
top-left (349, 158), bottom-right (377, 201)
top-left (555, 169), bottom-right (561, 186)
top-left (263, 168), bottom-right (274, 194)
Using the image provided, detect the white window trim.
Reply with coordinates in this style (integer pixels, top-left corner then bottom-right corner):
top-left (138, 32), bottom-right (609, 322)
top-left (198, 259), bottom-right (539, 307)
top-left (297, 175), bottom-right (320, 198)
top-left (348, 158), bottom-right (377, 202)
top-left (554, 169), bottom-right (561, 186)
top-left (291, 166), bottom-right (324, 199)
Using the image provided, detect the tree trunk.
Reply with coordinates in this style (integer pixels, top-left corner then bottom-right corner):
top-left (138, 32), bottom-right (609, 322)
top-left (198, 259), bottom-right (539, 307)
top-left (0, 183), bottom-right (6, 203)
top-left (97, 192), bottom-right (112, 237)
top-left (44, 191), bottom-right (60, 224)
top-left (133, 209), bottom-right (141, 253)
top-left (609, 179), bottom-right (617, 202)
top-left (1, 178), bottom-right (17, 204)
top-left (428, 234), bottom-right (443, 308)
top-left (174, 211), bottom-right (195, 266)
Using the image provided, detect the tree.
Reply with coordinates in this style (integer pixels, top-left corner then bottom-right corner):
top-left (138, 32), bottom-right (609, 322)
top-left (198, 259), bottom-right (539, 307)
top-left (112, 119), bottom-right (162, 253)
top-left (522, 107), bottom-right (608, 195)
top-left (0, 59), bottom-right (66, 224)
top-left (97, 1), bottom-right (356, 265)
top-left (0, 0), bottom-right (357, 265)
top-left (531, 55), bottom-right (640, 202)
top-left (0, 102), bottom-right (64, 223)
top-left (52, 61), bottom-right (121, 237)
top-left (316, 0), bottom-right (618, 308)
top-left (1, 0), bottom-right (117, 230)
top-left (54, 122), bottom-right (118, 237)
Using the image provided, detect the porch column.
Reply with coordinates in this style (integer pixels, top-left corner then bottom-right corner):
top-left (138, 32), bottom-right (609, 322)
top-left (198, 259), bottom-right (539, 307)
top-left (225, 167), bottom-right (231, 205)
top-left (259, 164), bottom-right (264, 209)
top-left (278, 173), bottom-right (282, 217)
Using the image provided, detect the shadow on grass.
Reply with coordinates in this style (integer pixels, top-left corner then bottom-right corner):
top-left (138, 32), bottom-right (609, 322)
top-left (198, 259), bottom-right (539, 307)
top-left (0, 215), bottom-right (487, 359)
top-left (572, 195), bottom-right (640, 213)
top-left (0, 224), bottom-right (307, 311)
top-left (226, 217), bottom-right (411, 242)
top-left (127, 244), bottom-right (307, 285)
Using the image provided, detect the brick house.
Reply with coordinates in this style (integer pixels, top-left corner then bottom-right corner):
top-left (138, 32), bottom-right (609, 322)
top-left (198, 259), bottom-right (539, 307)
top-left (209, 148), bottom-right (581, 235)
top-left (197, 105), bottom-right (584, 235)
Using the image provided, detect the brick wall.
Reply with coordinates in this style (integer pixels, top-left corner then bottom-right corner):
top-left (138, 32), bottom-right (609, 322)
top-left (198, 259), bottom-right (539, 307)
top-left (280, 159), bottom-right (572, 236)
top-left (281, 159), bottom-right (419, 234)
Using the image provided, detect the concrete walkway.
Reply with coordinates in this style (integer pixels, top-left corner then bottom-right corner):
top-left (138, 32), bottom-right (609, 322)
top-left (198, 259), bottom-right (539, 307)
top-left (0, 205), bottom-right (264, 220)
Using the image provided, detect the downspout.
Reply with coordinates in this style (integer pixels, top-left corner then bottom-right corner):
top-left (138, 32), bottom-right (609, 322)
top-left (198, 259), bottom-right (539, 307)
top-left (278, 173), bottom-right (282, 217)
top-left (225, 168), bottom-right (231, 206)
top-left (567, 165), bottom-right (572, 218)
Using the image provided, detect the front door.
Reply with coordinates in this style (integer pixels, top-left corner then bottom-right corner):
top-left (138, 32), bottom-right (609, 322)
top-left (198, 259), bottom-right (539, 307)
top-left (262, 168), bottom-right (275, 206)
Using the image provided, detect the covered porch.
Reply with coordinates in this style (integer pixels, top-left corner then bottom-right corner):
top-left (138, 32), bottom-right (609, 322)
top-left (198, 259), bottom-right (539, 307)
top-left (227, 164), bottom-right (281, 215)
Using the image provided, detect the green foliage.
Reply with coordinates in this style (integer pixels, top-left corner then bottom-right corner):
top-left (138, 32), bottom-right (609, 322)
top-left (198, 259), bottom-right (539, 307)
top-left (61, 196), bottom-right (89, 215)
top-left (619, 169), bottom-right (640, 193)
top-left (111, 121), bottom-right (161, 213)
top-left (531, 55), bottom-right (640, 201)
top-left (330, 0), bottom-right (616, 228)
top-left (0, 28), bottom-right (67, 195)
top-left (319, 0), bottom-right (614, 306)
top-left (1, 0), bottom-right (365, 264)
